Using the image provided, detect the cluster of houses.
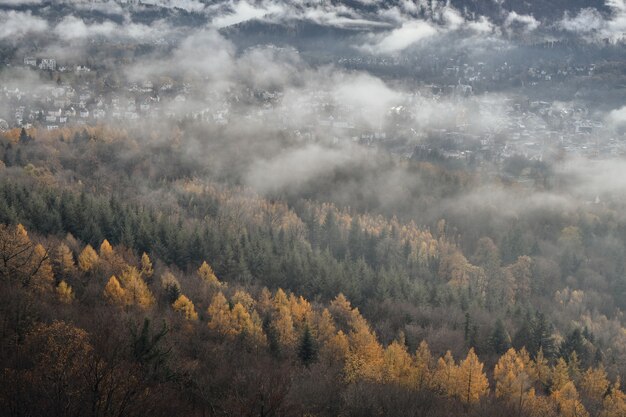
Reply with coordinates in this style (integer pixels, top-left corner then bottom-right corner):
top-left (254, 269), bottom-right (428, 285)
top-left (1, 53), bottom-right (624, 165)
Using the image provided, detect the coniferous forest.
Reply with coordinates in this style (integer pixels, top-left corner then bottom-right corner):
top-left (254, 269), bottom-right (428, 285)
top-left (2, 124), bottom-right (626, 417)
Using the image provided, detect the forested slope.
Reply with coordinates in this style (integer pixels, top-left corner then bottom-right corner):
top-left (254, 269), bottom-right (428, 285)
top-left (1, 126), bottom-right (626, 416)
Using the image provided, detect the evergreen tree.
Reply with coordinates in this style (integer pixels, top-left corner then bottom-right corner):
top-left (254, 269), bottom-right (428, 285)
top-left (490, 319), bottom-right (511, 355)
top-left (297, 324), bottom-right (317, 367)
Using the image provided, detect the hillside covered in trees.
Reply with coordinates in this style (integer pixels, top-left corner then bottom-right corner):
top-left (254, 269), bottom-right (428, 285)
top-left (1, 125), bottom-right (626, 416)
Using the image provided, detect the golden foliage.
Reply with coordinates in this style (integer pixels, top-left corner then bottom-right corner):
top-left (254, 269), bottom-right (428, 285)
top-left (344, 315), bottom-right (384, 383)
top-left (320, 330), bottom-right (350, 366)
top-left (434, 350), bottom-right (458, 397)
top-left (118, 267), bottom-right (154, 309)
top-left (53, 243), bottom-right (75, 277)
top-left (551, 358), bottom-right (571, 393)
top-left (56, 280), bottom-right (74, 304)
top-left (456, 348), bottom-right (490, 404)
top-left (198, 261), bottom-right (223, 288)
top-left (140, 253), bottom-right (153, 279)
top-left (601, 380), bottom-right (626, 417)
top-left (103, 276), bottom-right (127, 306)
top-left (552, 382), bottom-right (589, 417)
top-left (172, 294), bottom-right (199, 321)
top-left (99, 239), bottom-right (114, 259)
top-left (78, 244), bottom-right (99, 272)
top-left (207, 292), bottom-right (232, 336)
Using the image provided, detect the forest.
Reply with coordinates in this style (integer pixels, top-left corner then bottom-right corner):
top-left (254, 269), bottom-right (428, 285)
top-left (0, 124), bottom-right (626, 417)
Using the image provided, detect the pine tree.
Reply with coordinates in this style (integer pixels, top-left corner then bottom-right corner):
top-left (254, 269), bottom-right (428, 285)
top-left (490, 319), bottom-right (511, 355)
top-left (298, 325), bottom-right (317, 367)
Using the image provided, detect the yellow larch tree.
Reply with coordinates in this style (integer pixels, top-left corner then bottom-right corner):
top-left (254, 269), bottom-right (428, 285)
top-left (456, 348), bottom-right (490, 405)
top-left (103, 275), bottom-right (127, 306)
top-left (329, 293), bottom-right (357, 332)
top-left (53, 243), bottom-right (75, 277)
top-left (601, 380), bottom-right (626, 417)
top-left (172, 294), bottom-right (199, 321)
top-left (552, 381), bottom-right (589, 417)
top-left (344, 315), bottom-right (384, 383)
top-left (231, 304), bottom-right (266, 347)
top-left (99, 239), bottom-right (115, 260)
top-left (206, 292), bottom-right (232, 336)
top-left (579, 366), bottom-right (610, 414)
top-left (533, 348), bottom-right (551, 390)
top-left (198, 261), bottom-right (223, 289)
top-left (413, 341), bottom-right (434, 391)
top-left (524, 388), bottom-right (558, 417)
top-left (320, 330), bottom-right (350, 367)
top-left (56, 280), bottom-right (74, 304)
top-left (257, 287), bottom-right (273, 316)
top-left (118, 267), bottom-right (154, 309)
top-left (271, 305), bottom-right (298, 351)
top-left (434, 350), bottom-right (458, 397)
top-left (140, 253), bottom-right (153, 279)
top-left (231, 289), bottom-right (256, 312)
top-left (32, 244), bottom-right (54, 291)
top-left (551, 358), bottom-right (571, 393)
top-left (314, 308), bottom-right (337, 345)
top-left (494, 348), bottom-right (532, 414)
top-left (288, 293), bottom-right (313, 329)
top-left (78, 244), bottom-right (99, 272)
top-left (382, 338), bottom-right (415, 386)
top-left (273, 288), bottom-right (290, 310)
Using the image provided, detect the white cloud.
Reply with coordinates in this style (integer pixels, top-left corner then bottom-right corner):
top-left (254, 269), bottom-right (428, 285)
top-left (504, 11), bottom-right (540, 34)
top-left (0, 10), bottom-right (48, 40)
top-left (360, 20), bottom-right (438, 54)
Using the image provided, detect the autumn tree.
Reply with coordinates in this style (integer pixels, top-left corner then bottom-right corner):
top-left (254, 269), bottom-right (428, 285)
top-left (53, 243), bottom-right (75, 278)
top-left (198, 261), bottom-right (223, 289)
top-left (103, 275), bottom-right (127, 306)
top-left (78, 244), bottom-right (99, 272)
top-left (172, 294), bottom-right (199, 320)
top-left (456, 348), bottom-right (489, 405)
top-left (344, 315), bottom-right (384, 383)
top-left (579, 366), bottom-right (609, 416)
top-left (0, 224), bottom-right (51, 288)
top-left (413, 340), bottom-right (433, 391)
top-left (118, 267), bottom-right (154, 309)
top-left (206, 292), bottom-right (232, 336)
top-left (601, 380), bottom-right (626, 417)
top-left (552, 382), bottom-right (589, 417)
top-left (494, 348), bottom-right (532, 415)
top-left (56, 280), bottom-right (74, 304)
top-left (140, 252), bottom-right (153, 280)
top-left (381, 338), bottom-right (414, 387)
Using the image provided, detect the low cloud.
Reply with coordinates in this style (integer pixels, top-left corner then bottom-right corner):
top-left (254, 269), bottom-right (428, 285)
top-left (0, 10), bottom-right (48, 41)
